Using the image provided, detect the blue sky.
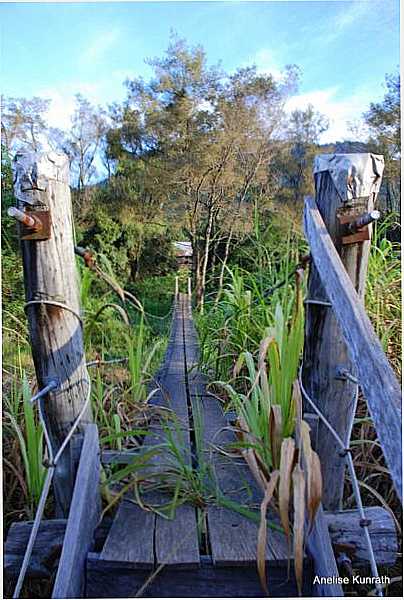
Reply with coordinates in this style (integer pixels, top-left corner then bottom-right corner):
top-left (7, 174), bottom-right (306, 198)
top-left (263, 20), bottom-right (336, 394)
top-left (0, 0), bottom-right (400, 142)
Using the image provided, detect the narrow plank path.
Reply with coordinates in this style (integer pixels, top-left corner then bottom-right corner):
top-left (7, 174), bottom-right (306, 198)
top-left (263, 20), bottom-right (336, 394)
top-left (100, 295), bottom-right (200, 569)
top-left (86, 294), bottom-right (311, 597)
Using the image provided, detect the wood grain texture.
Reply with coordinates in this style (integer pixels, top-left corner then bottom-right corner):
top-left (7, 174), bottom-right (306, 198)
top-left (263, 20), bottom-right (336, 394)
top-left (101, 294), bottom-right (200, 569)
top-left (148, 295), bottom-right (200, 568)
top-left (304, 196), bottom-right (402, 501)
top-left (303, 166), bottom-right (375, 510)
top-left (52, 424), bottom-right (101, 599)
top-left (182, 298), bottom-right (292, 570)
top-left (100, 499), bottom-right (155, 567)
top-left (4, 520), bottom-right (67, 579)
top-left (306, 506), bottom-right (344, 597)
top-left (6, 505), bottom-right (396, 585)
top-left (324, 507), bottom-right (398, 568)
top-left (86, 553), bottom-right (313, 598)
top-left (13, 151), bottom-right (92, 515)
top-left (189, 391), bottom-right (290, 567)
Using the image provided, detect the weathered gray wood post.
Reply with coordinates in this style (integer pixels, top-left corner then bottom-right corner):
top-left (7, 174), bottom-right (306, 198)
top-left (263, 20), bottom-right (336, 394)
top-left (302, 153), bottom-right (384, 510)
top-left (13, 151), bottom-right (93, 517)
top-left (187, 276), bottom-right (192, 297)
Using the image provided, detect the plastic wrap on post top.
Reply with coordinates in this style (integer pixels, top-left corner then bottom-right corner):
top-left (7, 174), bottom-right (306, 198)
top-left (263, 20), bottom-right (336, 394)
top-left (13, 151), bottom-right (70, 206)
top-left (313, 153), bottom-right (384, 203)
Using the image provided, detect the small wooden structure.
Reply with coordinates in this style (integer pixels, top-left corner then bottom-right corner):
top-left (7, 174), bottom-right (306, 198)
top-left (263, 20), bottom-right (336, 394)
top-left (173, 241), bottom-right (193, 267)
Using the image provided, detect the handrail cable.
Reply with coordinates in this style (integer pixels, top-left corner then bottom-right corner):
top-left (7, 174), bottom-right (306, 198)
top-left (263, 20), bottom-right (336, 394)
top-left (13, 300), bottom-right (92, 599)
top-left (298, 365), bottom-right (383, 597)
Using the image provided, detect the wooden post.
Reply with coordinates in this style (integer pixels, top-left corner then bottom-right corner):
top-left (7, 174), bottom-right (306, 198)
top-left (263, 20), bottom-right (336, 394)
top-left (187, 276), bottom-right (192, 297)
top-left (175, 276), bottom-right (179, 297)
top-left (302, 153), bottom-right (384, 510)
top-left (304, 196), bottom-right (401, 501)
top-left (13, 151), bottom-right (93, 517)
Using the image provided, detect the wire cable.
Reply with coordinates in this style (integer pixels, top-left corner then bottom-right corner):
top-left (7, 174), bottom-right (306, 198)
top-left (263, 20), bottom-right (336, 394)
top-left (298, 365), bottom-right (383, 597)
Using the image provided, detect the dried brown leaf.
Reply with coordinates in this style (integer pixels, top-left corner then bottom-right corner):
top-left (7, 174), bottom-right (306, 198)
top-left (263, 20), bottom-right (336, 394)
top-left (300, 420), bottom-right (312, 481)
top-left (258, 335), bottom-right (273, 370)
top-left (238, 415), bottom-right (268, 492)
top-left (257, 470), bottom-right (280, 596)
top-left (292, 464), bottom-right (305, 597)
top-left (307, 451), bottom-right (322, 528)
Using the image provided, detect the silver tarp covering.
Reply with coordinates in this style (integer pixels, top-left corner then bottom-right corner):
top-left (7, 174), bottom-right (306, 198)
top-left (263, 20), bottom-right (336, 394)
top-left (313, 153), bottom-right (384, 202)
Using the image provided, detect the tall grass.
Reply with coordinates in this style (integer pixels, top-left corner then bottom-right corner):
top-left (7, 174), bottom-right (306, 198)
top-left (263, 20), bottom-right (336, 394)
top-left (2, 255), bottom-right (173, 527)
top-left (3, 373), bottom-right (46, 517)
top-left (196, 207), bottom-right (401, 595)
top-left (366, 214), bottom-right (401, 377)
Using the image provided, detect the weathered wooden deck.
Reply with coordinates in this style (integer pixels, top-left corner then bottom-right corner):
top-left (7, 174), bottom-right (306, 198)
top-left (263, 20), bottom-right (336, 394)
top-left (86, 293), bottom-right (313, 597)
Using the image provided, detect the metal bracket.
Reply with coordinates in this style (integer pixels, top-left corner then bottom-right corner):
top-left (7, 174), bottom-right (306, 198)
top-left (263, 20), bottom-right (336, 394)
top-left (338, 212), bottom-right (370, 245)
top-left (21, 208), bottom-right (52, 241)
top-left (337, 209), bottom-right (380, 246)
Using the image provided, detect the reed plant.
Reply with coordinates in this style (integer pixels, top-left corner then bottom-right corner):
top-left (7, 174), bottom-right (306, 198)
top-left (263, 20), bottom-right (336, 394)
top-left (4, 373), bottom-right (46, 516)
top-left (366, 214), bottom-right (401, 376)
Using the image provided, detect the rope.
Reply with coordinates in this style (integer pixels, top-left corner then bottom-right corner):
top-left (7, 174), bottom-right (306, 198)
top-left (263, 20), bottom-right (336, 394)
top-left (298, 365), bottom-right (383, 597)
top-left (25, 300), bottom-right (83, 326)
top-left (86, 357), bottom-right (128, 368)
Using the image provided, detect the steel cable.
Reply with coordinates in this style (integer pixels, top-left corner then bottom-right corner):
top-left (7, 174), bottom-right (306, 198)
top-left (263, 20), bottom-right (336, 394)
top-left (298, 365), bottom-right (383, 597)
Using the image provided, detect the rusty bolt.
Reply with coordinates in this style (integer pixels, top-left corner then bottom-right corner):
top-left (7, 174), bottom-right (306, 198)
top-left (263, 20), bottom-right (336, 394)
top-left (8, 206), bottom-right (42, 232)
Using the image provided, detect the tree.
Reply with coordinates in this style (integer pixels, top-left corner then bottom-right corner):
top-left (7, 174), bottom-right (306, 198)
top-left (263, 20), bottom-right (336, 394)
top-left (277, 104), bottom-right (329, 203)
top-left (107, 36), bottom-right (300, 310)
top-left (63, 94), bottom-right (108, 196)
top-left (363, 72), bottom-right (400, 213)
top-left (1, 95), bottom-right (51, 153)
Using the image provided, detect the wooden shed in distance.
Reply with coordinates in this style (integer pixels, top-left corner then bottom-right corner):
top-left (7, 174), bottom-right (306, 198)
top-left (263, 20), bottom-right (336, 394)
top-left (173, 241), bottom-right (193, 267)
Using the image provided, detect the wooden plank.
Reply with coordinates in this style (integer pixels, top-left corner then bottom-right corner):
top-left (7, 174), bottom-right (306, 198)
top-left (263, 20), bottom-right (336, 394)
top-left (304, 196), bottom-right (402, 501)
top-left (151, 372), bottom-right (200, 568)
top-left (324, 507), bottom-right (398, 568)
top-left (86, 553), bottom-right (313, 598)
top-left (101, 450), bottom-right (139, 464)
top-left (101, 295), bottom-right (200, 569)
top-left (100, 499), bottom-right (155, 567)
top-left (52, 424), bottom-right (101, 599)
top-left (14, 151), bottom-right (93, 516)
top-left (150, 298), bottom-right (200, 567)
top-left (306, 506), bottom-right (344, 597)
top-left (303, 164), bottom-right (377, 510)
top-left (190, 391), bottom-right (290, 566)
top-left (6, 506), bottom-right (396, 583)
top-left (4, 519), bottom-right (67, 579)
top-left (182, 295), bottom-right (292, 568)
top-left (4, 518), bottom-right (114, 580)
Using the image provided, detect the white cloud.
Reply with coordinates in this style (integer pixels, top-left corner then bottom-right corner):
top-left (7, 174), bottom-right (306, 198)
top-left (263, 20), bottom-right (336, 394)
top-left (37, 71), bottom-right (131, 131)
top-left (83, 29), bottom-right (121, 64)
top-left (321, 0), bottom-right (380, 45)
top-left (249, 48), bottom-right (283, 79)
top-left (285, 86), bottom-right (382, 142)
top-left (37, 82), bottom-right (104, 130)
